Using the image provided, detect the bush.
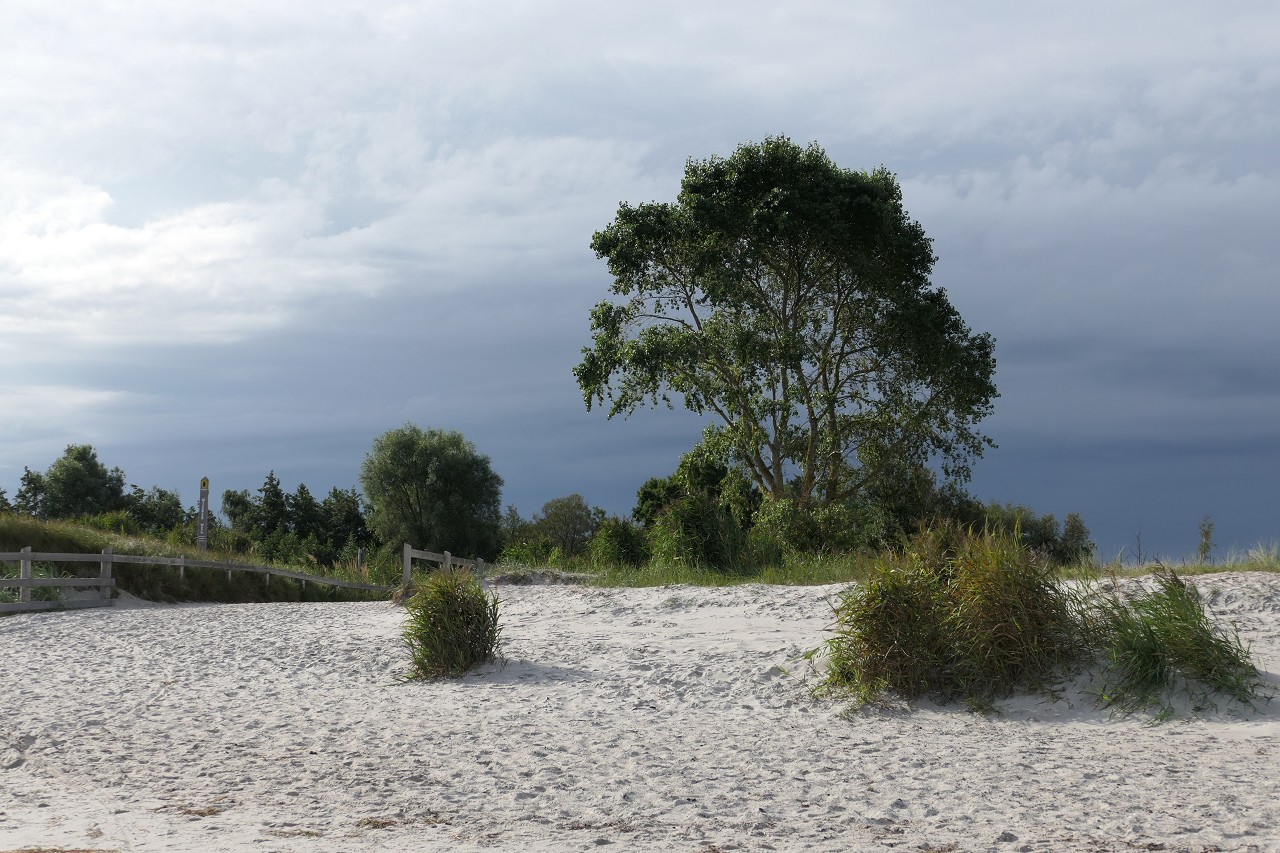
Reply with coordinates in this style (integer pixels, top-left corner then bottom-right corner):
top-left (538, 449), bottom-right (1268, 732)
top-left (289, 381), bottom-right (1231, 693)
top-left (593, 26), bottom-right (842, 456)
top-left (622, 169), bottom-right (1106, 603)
top-left (648, 494), bottom-right (747, 571)
top-left (821, 529), bottom-right (1267, 716)
top-left (753, 498), bottom-right (887, 555)
top-left (402, 571), bottom-right (501, 679)
top-left (822, 526), bottom-right (1083, 704)
top-left (497, 538), bottom-right (560, 567)
top-left (587, 517), bottom-right (649, 567)
top-left (1085, 566), bottom-right (1262, 713)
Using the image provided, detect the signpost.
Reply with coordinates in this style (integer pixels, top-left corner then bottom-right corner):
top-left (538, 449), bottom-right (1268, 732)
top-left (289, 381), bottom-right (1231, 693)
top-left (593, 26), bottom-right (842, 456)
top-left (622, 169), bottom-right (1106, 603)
top-left (197, 476), bottom-right (210, 552)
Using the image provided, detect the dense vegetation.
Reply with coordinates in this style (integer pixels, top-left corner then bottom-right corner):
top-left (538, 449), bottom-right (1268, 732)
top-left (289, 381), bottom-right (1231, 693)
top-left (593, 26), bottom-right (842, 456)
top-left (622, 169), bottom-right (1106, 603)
top-left (819, 526), bottom-right (1268, 716)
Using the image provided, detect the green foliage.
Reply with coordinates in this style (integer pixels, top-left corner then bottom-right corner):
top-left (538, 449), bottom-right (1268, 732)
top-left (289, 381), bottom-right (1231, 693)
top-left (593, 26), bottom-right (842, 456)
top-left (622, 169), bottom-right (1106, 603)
top-left (531, 494), bottom-right (602, 558)
top-left (587, 516), bottom-right (649, 567)
top-left (981, 502), bottom-right (1094, 565)
top-left (0, 486), bottom-right (11, 513)
top-left (822, 527), bottom-right (1083, 704)
top-left (0, 514), bottom-right (385, 604)
top-left (1084, 566), bottom-right (1262, 713)
top-left (648, 494), bottom-right (748, 572)
top-left (15, 445), bottom-right (127, 519)
top-left (751, 497), bottom-right (887, 555)
top-left (820, 528), bottom-right (1268, 717)
top-left (222, 475), bottom-right (372, 567)
top-left (498, 504), bottom-right (531, 547)
top-left (360, 425), bottom-right (503, 560)
top-left (633, 476), bottom-right (683, 529)
top-left (576, 136), bottom-right (997, 509)
top-left (1197, 515), bottom-right (1216, 564)
top-left (123, 486), bottom-right (186, 535)
top-left (402, 571), bottom-right (501, 679)
top-left (497, 538), bottom-right (560, 567)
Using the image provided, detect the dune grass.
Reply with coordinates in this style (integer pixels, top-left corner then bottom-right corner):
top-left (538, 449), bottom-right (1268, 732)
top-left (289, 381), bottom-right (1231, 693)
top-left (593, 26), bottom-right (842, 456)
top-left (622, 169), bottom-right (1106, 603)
top-left (1082, 565), bottom-right (1264, 715)
top-left (401, 570), bottom-right (501, 679)
top-left (820, 526), bottom-right (1082, 704)
top-left (816, 527), bottom-right (1269, 716)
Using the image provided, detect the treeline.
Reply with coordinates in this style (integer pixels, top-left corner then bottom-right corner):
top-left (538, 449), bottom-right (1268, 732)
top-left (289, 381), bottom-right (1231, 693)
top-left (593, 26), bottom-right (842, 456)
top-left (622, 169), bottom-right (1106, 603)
top-left (498, 454), bottom-right (1094, 571)
top-left (1, 436), bottom-right (1094, 576)
top-left (0, 428), bottom-right (506, 571)
top-left (0, 445), bottom-right (371, 568)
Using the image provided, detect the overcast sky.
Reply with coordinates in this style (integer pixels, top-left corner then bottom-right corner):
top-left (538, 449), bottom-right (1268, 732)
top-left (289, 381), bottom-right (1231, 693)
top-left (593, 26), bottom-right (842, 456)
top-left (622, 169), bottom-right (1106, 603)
top-left (2, 1), bottom-right (1277, 560)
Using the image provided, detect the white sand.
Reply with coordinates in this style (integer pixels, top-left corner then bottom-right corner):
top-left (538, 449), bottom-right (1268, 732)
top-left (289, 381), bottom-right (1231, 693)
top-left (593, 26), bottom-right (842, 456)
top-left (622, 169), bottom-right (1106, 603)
top-left (2, 574), bottom-right (1278, 852)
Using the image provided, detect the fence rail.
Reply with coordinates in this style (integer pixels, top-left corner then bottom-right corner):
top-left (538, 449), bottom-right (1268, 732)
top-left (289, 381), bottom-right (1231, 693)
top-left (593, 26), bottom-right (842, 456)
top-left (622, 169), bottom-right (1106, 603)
top-left (1, 543), bottom-right (490, 614)
top-left (402, 543), bottom-right (487, 585)
top-left (0, 547), bottom-right (396, 614)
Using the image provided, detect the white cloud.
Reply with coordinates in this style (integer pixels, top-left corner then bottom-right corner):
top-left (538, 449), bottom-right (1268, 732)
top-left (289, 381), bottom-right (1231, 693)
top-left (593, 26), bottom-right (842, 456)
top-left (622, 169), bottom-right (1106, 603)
top-left (0, 169), bottom-right (397, 347)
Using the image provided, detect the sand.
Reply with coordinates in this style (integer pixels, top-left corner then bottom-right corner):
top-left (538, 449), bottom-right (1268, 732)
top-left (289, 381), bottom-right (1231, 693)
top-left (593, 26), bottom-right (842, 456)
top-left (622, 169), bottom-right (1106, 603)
top-left (2, 573), bottom-right (1278, 852)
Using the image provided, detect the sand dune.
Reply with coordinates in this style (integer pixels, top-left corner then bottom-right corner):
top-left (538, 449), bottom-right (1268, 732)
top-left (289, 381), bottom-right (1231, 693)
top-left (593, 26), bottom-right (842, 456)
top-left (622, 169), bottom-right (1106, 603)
top-left (2, 574), bottom-right (1278, 852)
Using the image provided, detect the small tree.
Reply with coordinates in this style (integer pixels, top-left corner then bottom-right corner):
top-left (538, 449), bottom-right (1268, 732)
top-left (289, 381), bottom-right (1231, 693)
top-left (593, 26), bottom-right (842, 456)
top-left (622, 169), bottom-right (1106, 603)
top-left (14, 445), bottom-right (127, 519)
top-left (124, 486), bottom-right (186, 535)
top-left (1197, 515), bottom-right (1215, 565)
top-left (360, 425), bottom-right (503, 560)
top-left (320, 487), bottom-right (372, 552)
top-left (532, 494), bottom-right (602, 558)
top-left (287, 483), bottom-right (324, 543)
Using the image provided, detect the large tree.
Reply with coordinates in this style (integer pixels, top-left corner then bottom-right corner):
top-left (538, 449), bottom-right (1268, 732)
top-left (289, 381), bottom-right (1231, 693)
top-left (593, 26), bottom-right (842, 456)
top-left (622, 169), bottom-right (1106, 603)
top-left (359, 425), bottom-right (503, 560)
top-left (575, 137), bottom-right (997, 507)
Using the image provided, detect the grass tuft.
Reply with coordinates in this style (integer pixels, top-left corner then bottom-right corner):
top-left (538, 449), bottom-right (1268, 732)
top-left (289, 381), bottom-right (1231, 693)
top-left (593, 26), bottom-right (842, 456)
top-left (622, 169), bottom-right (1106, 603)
top-left (819, 529), bottom-right (1269, 718)
top-left (822, 526), bottom-right (1081, 704)
top-left (1083, 565), bottom-right (1264, 713)
top-left (402, 570), bottom-right (501, 679)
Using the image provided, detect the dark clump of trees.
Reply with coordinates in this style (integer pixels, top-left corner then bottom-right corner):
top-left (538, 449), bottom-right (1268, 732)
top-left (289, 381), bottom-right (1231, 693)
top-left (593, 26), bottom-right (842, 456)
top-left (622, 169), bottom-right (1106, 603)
top-left (222, 474), bottom-right (371, 566)
top-left (2, 425), bottom-right (512, 572)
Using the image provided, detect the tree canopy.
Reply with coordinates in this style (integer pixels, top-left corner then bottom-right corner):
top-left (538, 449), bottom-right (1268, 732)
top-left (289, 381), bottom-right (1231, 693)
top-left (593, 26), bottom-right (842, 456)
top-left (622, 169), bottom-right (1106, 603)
top-left (15, 444), bottom-right (127, 519)
top-left (359, 425), bottom-right (503, 560)
top-left (576, 137), bottom-right (997, 507)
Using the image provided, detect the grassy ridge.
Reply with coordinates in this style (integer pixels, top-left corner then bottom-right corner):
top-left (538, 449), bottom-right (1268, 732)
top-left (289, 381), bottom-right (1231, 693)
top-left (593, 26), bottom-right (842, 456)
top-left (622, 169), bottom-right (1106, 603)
top-left (0, 514), bottom-right (391, 604)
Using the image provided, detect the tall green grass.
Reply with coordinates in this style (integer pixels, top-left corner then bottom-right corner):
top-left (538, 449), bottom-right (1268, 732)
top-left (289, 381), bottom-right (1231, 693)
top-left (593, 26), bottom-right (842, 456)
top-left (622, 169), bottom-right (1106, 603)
top-left (402, 570), bottom-right (501, 679)
top-left (1083, 565), bottom-right (1263, 714)
top-left (822, 526), bottom-right (1082, 704)
top-left (817, 527), bottom-right (1269, 716)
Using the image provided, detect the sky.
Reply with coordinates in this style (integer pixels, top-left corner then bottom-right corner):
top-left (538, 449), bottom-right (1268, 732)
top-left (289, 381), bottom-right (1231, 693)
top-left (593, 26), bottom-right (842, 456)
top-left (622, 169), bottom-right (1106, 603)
top-left (2, 1), bottom-right (1277, 561)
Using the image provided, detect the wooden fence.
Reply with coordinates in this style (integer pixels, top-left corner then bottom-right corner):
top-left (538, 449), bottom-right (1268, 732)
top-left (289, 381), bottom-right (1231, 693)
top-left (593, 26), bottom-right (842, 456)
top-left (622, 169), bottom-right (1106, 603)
top-left (0, 544), bottom-right (490, 614)
top-left (0, 547), bottom-right (394, 615)
top-left (402, 543), bottom-right (486, 585)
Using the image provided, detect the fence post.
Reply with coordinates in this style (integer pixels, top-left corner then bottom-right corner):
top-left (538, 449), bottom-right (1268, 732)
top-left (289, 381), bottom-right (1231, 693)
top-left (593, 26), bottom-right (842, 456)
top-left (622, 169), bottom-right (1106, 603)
top-left (443, 551), bottom-right (452, 572)
top-left (476, 557), bottom-right (485, 577)
top-left (100, 547), bottom-right (113, 602)
top-left (402, 542), bottom-right (412, 585)
top-left (19, 547), bottom-right (32, 605)
top-left (178, 556), bottom-right (185, 581)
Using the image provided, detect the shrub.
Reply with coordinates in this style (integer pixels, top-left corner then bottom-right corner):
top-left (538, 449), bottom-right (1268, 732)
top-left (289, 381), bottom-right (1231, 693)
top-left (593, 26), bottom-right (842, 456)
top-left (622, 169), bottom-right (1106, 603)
top-left (822, 529), bottom-right (1267, 716)
top-left (498, 538), bottom-right (560, 567)
top-left (587, 517), bottom-right (649, 567)
top-left (648, 494), bottom-right (747, 571)
top-left (822, 526), bottom-right (1083, 704)
top-left (402, 571), bottom-right (500, 679)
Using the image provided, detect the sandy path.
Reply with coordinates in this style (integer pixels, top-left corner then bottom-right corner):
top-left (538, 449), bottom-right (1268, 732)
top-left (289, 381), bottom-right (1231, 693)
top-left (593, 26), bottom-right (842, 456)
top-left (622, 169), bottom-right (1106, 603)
top-left (2, 575), bottom-right (1278, 852)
